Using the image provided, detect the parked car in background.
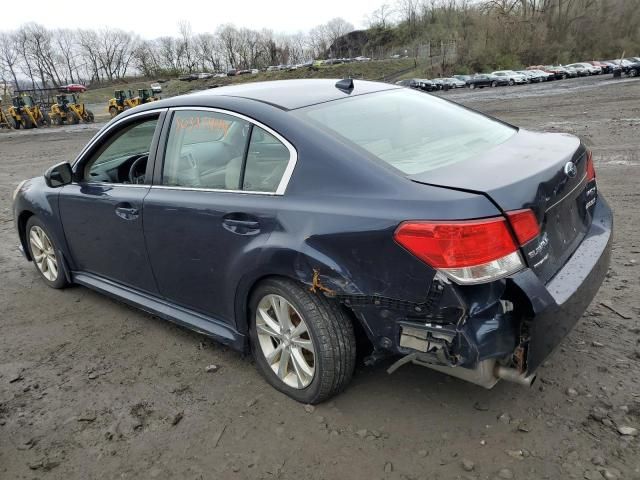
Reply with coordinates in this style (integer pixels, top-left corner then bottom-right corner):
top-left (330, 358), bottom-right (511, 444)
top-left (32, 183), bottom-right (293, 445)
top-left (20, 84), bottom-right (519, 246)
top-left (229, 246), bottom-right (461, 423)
top-left (150, 83), bottom-right (162, 94)
top-left (588, 61), bottom-right (610, 73)
top-left (213, 73), bottom-right (227, 78)
top-left (582, 62), bottom-right (603, 74)
top-left (251, 69), bottom-right (260, 75)
top-left (539, 66), bottom-right (568, 80)
top-left (453, 74), bottom-right (472, 83)
top-left (13, 79), bottom-right (611, 403)
top-left (60, 84), bottom-right (87, 93)
top-left (622, 58), bottom-right (640, 76)
top-left (530, 69), bottom-right (554, 81)
top-left (417, 79), bottom-right (437, 91)
top-left (559, 66), bottom-right (577, 78)
top-left (396, 78), bottom-right (435, 92)
top-left (430, 78), bottom-right (445, 90)
top-left (178, 74), bottom-right (198, 82)
top-left (492, 70), bottom-right (527, 85)
top-left (566, 63), bottom-right (596, 75)
top-left (466, 74), bottom-right (505, 88)
top-left (227, 69), bottom-right (238, 76)
top-left (354, 56), bottom-right (371, 62)
top-left (517, 70), bottom-right (543, 83)
top-left (237, 69), bottom-right (252, 75)
top-left (197, 72), bottom-right (213, 80)
top-left (442, 77), bottom-right (466, 88)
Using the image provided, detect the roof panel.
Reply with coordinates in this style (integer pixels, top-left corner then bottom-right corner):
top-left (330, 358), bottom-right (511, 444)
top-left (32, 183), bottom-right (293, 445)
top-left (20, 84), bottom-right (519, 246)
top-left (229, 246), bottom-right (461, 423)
top-left (187, 79), bottom-right (399, 110)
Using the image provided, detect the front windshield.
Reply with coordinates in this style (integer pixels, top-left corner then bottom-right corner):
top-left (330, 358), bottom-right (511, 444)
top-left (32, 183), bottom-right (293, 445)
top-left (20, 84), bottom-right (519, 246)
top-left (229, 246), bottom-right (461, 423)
top-left (295, 89), bottom-right (516, 175)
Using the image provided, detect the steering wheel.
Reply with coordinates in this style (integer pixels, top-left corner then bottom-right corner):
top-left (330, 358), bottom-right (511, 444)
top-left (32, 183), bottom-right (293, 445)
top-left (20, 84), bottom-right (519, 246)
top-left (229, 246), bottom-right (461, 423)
top-left (128, 155), bottom-right (148, 184)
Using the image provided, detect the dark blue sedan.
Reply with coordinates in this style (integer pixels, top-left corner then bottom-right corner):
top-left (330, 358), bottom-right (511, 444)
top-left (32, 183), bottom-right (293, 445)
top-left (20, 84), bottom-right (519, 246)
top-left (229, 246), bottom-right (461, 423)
top-left (12, 79), bottom-right (612, 403)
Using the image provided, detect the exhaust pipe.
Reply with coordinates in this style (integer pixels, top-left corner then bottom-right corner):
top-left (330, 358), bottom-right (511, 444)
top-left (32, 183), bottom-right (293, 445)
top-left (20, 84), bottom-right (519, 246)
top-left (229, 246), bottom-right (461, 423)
top-left (401, 356), bottom-right (537, 389)
top-left (495, 365), bottom-right (537, 387)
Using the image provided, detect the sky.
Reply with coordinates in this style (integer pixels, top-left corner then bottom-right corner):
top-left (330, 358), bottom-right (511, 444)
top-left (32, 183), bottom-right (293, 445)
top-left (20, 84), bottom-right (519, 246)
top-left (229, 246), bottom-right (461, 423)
top-left (12, 0), bottom-right (389, 38)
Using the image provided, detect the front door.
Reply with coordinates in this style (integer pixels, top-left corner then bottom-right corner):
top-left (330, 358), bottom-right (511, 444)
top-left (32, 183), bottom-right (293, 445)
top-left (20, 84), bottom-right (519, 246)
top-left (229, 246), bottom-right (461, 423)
top-left (59, 113), bottom-right (163, 294)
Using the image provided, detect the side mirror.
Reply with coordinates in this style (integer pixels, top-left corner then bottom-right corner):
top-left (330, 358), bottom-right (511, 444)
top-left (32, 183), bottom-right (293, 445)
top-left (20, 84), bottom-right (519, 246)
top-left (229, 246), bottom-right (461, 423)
top-left (44, 162), bottom-right (73, 188)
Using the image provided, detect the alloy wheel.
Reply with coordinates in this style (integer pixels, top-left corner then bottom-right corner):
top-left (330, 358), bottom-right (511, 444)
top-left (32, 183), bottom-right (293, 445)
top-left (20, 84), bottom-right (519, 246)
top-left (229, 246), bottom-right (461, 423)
top-left (29, 226), bottom-right (58, 281)
top-left (255, 294), bottom-right (315, 389)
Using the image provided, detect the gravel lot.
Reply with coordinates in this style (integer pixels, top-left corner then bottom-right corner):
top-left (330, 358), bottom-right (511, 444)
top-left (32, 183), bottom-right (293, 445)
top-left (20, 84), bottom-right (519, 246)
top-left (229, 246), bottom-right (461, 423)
top-left (1, 74), bottom-right (639, 480)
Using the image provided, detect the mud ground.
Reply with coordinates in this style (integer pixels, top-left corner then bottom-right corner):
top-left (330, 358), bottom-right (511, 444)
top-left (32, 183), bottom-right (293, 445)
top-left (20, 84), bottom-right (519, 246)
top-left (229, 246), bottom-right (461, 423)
top-left (1, 74), bottom-right (639, 480)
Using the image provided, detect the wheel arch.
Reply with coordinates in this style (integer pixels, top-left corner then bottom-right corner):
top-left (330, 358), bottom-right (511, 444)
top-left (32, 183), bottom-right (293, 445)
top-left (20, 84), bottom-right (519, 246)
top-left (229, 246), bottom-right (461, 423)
top-left (17, 209), bottom-right (35, 261)
top-left (234, 268), bottom-right (372, 354)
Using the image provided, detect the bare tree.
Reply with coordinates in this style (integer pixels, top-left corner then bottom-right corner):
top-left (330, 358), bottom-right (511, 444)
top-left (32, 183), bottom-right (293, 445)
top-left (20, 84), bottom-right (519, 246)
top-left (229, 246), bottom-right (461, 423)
top-left (0, 32), bottom-right (20, 89)
top-left (367, 4), bottom-right (396, 28)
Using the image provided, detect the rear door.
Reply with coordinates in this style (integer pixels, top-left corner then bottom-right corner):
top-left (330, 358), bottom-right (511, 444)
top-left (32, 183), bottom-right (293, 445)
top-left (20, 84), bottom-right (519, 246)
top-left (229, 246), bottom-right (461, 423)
top-left (143, 108), bottom-right (296, 325)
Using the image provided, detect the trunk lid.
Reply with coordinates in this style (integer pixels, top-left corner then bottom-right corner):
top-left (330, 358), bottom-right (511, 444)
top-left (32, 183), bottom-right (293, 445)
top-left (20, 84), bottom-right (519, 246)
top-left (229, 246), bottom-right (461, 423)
top-left (410, 130), bottom-right (597, 283)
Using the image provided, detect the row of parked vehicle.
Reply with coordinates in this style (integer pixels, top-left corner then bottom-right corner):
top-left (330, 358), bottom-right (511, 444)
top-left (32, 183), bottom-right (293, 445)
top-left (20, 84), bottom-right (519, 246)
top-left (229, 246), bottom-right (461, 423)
top-left (177, 56), bottom-right (375, 80)
top-left (399, 57), bottom-right (640, 92)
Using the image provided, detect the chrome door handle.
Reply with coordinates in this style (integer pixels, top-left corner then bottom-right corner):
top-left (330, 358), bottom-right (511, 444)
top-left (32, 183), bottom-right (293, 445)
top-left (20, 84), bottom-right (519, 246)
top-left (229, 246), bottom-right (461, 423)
top-left (115, 205), bottom-right (139, 220)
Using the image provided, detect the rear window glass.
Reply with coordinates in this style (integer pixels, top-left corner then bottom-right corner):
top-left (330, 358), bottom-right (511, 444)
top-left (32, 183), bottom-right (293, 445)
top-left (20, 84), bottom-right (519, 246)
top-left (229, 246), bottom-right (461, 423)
top-left (294, 89), bottom-right (515, 175)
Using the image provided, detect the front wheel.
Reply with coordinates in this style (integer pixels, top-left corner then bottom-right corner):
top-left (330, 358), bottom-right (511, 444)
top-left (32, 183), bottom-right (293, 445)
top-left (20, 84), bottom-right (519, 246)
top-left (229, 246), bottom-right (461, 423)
top-left (469, 83), bottom-right (476, 89)
top-left (508, 79), bottom-right (515, 86)
top-left (630, 68), bottom-right (638, 77)
top-left (249, 278), bottom-right (356, 404)
top-left (25, 217), bottom-right (69, 289)
top-left (491, 81), bottom-right (498, 88)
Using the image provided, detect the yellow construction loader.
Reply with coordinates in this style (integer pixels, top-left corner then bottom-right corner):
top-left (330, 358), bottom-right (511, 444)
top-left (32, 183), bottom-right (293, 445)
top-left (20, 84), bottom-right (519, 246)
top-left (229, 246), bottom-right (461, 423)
top-left (107, 90), bottom-right (138, 118)
top-left (50, 93), bottom-right (95, 125)
top-left (7, 94), bottom-right (51, 129)
top-left (0, 102), bottom-right (12, 129)
top-left (137, 88), bottom-right (158, 104)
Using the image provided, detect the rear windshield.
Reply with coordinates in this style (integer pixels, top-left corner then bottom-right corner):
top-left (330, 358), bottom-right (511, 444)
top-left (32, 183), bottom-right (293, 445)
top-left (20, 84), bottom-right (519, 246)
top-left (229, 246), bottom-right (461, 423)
top-left (294, 89), bottom-right (515, 175)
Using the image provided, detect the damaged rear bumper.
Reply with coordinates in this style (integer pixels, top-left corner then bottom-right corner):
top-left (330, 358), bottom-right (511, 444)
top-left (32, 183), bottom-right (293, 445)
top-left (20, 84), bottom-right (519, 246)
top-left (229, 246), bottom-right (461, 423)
top-left (516, 196), bottom-right (613, 374)
top-left (381, 197), bottom-right (613, 387)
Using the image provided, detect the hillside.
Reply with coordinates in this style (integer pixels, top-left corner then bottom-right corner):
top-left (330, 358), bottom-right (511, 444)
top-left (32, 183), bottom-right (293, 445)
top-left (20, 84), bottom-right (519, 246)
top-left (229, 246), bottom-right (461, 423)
top-left (80, 58), bottom-right (415, 106)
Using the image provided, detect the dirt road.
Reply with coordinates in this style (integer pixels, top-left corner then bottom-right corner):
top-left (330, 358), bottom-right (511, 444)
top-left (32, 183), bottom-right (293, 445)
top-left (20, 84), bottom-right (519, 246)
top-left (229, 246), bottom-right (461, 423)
top-left (1, 75), bottom-right (639, 480)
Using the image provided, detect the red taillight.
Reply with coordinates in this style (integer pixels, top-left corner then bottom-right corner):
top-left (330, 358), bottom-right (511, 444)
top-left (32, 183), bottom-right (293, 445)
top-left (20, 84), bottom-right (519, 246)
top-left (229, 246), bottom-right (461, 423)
top-left (586, 150), bottom-right (596, 182)
top-left (394, 218), bottom-right (518, 269)
top-left (506, 209), bottom-right (540, 245)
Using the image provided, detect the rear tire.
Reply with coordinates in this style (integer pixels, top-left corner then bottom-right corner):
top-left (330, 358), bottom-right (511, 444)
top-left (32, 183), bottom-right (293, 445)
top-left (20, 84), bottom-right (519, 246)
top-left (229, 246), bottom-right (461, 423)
top-left (25, 217), bottom-right (69, 289)
top-left (491, 81), bottom-right (498, 88)
top-left (630, 68), bottom-right (638, 77)
top-left (508, 79), bottom-right (515, 86)
top-left (70, 111), bottom-right (80, 124)
top-left (249, 278), bottom-right (356, 404)
top-left (86, 110), bottom-right (95, 122)
top-left (470, 83), bottom-right (476, 89)
top-left (109, 107), bottom-right (118, 118)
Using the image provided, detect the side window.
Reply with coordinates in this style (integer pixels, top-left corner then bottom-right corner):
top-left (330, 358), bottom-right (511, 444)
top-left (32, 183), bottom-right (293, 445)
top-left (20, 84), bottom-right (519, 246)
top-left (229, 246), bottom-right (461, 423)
top-left (85, 117), bottom-right (158, 184)
top-left (243, 126), bottom-right (290, 192)
top-left (162, 111), bottom-right (250, 190)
